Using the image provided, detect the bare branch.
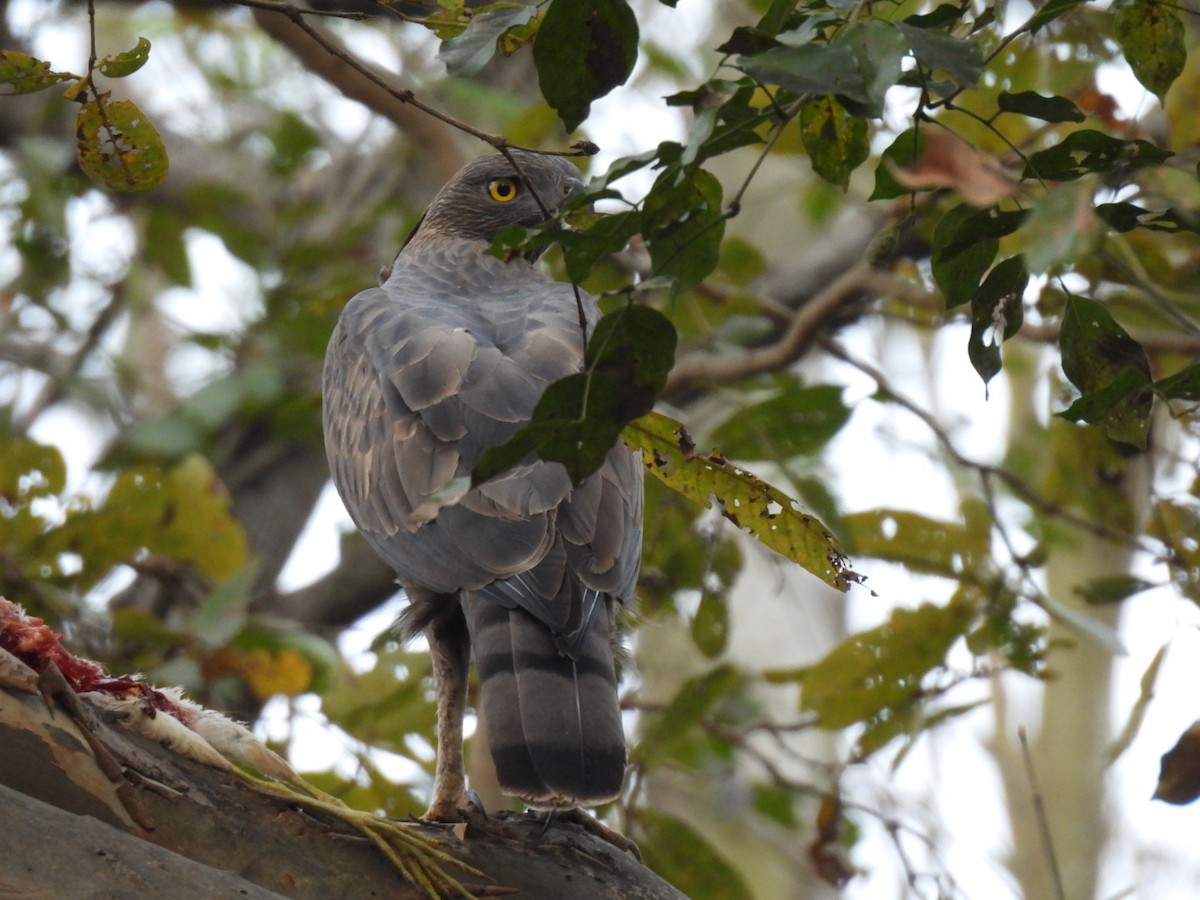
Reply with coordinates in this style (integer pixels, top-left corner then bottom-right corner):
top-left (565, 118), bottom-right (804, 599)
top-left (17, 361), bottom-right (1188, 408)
top-left (665, 259), bottom-right (879, 394)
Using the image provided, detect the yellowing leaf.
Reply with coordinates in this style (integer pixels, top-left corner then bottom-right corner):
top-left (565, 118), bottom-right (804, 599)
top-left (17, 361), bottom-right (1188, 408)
top-left (799, 95), bottom-right (869, 191)
top-left (1114, 0), bottom-right (1185, 102)
top-left (841, 504), bottom-right (990, 576)
top-left (624, 411), bottom-right (860, 591)
top-left (97, 37), bottom-right (151, 78)
top-left (159, 455), bottom-right (248, 581)
top-left (770, 595), bottom-right (977, 755)
top-left (0, 50), bottom-right (74, 94)
top-left (241, 647), bottom-right (314, 699)
top-left (76, 95), bottom-right (168, 191)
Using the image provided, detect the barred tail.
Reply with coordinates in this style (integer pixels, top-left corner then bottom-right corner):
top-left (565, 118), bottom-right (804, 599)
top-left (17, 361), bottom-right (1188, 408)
top-left (463, 596), bottom-right (625, 808)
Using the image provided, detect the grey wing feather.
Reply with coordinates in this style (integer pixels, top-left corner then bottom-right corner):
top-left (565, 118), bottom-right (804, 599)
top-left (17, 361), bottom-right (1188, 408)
top-left (323, 265), bottom-right (641, 613)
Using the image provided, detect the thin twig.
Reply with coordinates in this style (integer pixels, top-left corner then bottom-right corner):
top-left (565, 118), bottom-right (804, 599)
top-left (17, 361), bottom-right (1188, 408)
top-left (1017, 726), bottom-right (1066, 900)
top-left (218, 0), bottom-right (370, 20)
top-left (664, 259), bottom-right (875, 393)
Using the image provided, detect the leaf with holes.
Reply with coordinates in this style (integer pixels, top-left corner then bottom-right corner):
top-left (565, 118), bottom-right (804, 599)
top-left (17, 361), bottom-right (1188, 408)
top-left (98, 36), bottom-right (151, 78)
top-left (0, 50), bottom-right (73, 94)
top-left (800, 95), bottom-right (869, 190)
top-left (624, 411), bottom-right (860, 591)
top-left (1022, 129), bottom-right (1171, 182)
top-left (76, 95), bottom-right (168, 191)
top-left (969, 256), bottom-right (1027, 386)
top-left (767, 594), bottom-right (977, 755)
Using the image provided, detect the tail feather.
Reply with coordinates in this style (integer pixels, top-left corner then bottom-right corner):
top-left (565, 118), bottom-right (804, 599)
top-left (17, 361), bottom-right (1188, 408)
top-left (464, 595), bottom-right (625, 808)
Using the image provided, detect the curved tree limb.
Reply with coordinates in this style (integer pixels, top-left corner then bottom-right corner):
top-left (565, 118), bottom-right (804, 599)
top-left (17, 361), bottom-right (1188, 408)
top-left (0, 680), bottom-right (685, 899)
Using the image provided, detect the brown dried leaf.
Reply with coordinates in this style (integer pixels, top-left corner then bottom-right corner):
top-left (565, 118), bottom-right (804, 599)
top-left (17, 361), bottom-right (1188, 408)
top-left (1154, 720), bottom-right (1200, 804)
top-left (889, 130), bottom-right (1016, 207)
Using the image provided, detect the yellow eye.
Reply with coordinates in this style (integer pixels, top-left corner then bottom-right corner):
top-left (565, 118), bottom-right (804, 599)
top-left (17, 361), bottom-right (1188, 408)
top-left (488, 177), bottom-right (519, 202)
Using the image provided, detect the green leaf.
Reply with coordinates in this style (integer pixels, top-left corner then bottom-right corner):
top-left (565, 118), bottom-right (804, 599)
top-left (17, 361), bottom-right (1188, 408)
top-left (799, 95), bottom-right (870, 190)
top-left (716, 26), bottom-right (782, 56)
top-left (588, 303), bottom-right (677, 407)
top-left (97, 36), bottom-right (151, 78)
top-left (556, 209), bottom-right (642, 282)
top-left (840, 20), bottom-right (907, 117)
top-left (1114, 0), bottom-right (1185, 102)
top-left (636, 810), bottom-right (752, 900)
top-left (533, 0), bottom-right (639, 132)
top-left (774, 596), bottom-right (976, 754)
top-left (322, 647), bottom-right (437, 757)
top-left (931, 204), bottom-right (999, 308)
top-left (624, 411), bottom-right (860, 591)
top-left (710, 378), bottom-right (852, 461)
top-left (187, 560), bottom-right (259, 648)
top-left (439, 5), bottom-right (538, 76)
top-left (1019, 181), bottom-right (1101, 273)
top-left (904, 4), bottom-right (968, 29)
top-left (642, 167), bottom-right (725, 291)
top-left (841, 505), bottom-right (990, 576)
top-left (1028, 0), bottom-right (1089, 34)
top-left (968, 256), bottom-right (1028, 386)
top-left (473, 371), bottom-right (622, 485)
top-left (1022, 129), bottom-right (1172, 182)
top-left (1095, 202), bottom-right (1200, 235)
top-left (1075, 574), bottom-right (1157, 605)
top-left (76, 96), bottom-right (168, 191)
top-left (997, 90), bottom-right (1086, 123)
top-left (143, 206), bottom-right (191, 285)
top-left (635, 665), bottom-right (740, 765)
top-left (0, 50), bottom-right (74, 94)
top-left (0, 436), bottom-right (67, 500)
top-left (737, 43), bottom-right (867, 103)
top-left (1058, 295), bottom-right (1152, 447)
top-left (691, 591), bottom-right (729, 657)
top-left (896, 22), bottom-right (983, 89)
top-left (1153, 362), bottom-right (1200, 401)
top-left (474, 305), bottom-right (676, 485)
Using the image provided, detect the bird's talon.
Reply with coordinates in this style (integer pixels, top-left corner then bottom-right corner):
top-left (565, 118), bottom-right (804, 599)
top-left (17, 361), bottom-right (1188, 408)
top-left (464, 789), bottom-right (488, 816)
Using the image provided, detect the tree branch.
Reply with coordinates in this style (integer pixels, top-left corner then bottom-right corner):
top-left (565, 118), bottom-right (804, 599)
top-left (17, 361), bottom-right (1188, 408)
top-left (249, 6), bottom-right (466, 180)
top-left (665, 259), bottom-right (878, 394)
top-left (0, 682), bottom-right (685, 899)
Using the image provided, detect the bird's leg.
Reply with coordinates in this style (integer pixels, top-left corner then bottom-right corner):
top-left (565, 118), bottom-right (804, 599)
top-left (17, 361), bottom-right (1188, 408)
top-left (424, 607), bottom-right (471, 822)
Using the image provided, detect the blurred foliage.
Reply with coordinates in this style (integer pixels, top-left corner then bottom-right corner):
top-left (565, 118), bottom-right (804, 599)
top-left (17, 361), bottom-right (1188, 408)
top-left (2, 0), bottom-right (1200, 896)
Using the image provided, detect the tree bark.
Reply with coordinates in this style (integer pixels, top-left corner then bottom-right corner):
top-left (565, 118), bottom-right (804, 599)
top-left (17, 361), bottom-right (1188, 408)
top-left (0, 685), bottom-right (685, 900)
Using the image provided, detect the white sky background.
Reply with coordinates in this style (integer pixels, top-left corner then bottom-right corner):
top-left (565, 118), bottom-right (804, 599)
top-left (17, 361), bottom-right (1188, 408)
top-left (7, 2), bottom-right (1200, 898)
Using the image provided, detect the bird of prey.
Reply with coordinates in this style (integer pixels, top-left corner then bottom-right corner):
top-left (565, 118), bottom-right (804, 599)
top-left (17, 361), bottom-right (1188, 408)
top-left (322, 150), bottom-right (643, 821)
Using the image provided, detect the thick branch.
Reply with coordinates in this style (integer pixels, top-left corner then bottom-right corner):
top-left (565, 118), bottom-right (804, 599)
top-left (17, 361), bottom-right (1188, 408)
top-left (0, 684), bottom-right (685, 899)
top-left (665, 259), bottom-right (877, 394)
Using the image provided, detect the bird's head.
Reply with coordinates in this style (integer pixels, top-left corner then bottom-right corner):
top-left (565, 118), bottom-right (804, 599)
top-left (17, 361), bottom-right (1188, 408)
top-left (408, 150), bottom-right (584, 252)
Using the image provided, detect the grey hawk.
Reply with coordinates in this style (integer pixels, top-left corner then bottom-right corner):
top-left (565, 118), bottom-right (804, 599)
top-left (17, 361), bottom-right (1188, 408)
top-left (322, 150), bottom-right (642, 819)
